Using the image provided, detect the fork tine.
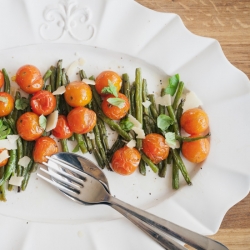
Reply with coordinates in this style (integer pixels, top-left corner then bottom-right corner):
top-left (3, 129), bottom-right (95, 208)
top-left (37, 172), bottom-right (79, 199)
top-left (39, 167), bottom-right (81, 190)
top-left (42, 161), bottom-right (85, 185)
top-left (45, 156), bottom-right (87, 179)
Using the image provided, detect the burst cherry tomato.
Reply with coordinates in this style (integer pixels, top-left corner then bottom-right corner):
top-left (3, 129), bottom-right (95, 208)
top-left (16, 112), bottom-right (44, 141)
top-left (181, 136), bottom-right (210, 163)
top-left (0, 70), bottom-right (4, 89)
top-left (180, 108), bottom-right (209, 135)
top-left (15, 65), bottom-right (44, 94)
top-left (142, 133), bottom-right (169, 164)
top-left (64, 81), bottom-right (92, 107)
top-left (101, 93), bottom-right (130, 120)
top-left (111, 146), bottom-right (141, 175)
top-left (67, 107), bottom-right (96, 134)
top-left (30, 90), bottom-right (56, 116)
top-left (0, 92), bottom-right (14, 117)
top-left (95, 71), bottom-right (122, 96)
top-left (0, 149), bottom-right (9, 167)
top-left (33, 136), bottom-right (58, 163)
top-left (52, 115), bottom-right (73, 139)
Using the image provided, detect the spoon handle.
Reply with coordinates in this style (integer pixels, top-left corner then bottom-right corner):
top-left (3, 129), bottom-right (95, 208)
top-left (111, 204), bottom-right (186, 250)
top-left (108, 196), bottom-right (228, 250)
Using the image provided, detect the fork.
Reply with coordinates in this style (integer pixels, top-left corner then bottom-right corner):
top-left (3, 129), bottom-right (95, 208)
top-left (38, 156), bottom-right (228, 250)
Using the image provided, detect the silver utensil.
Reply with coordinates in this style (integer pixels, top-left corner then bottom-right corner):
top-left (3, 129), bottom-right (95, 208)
top-left (37, 153), bottom-right (228, 250)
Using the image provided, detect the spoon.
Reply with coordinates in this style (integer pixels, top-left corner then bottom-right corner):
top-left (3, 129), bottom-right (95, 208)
top-left (38, 152), bottom-right (228, 250)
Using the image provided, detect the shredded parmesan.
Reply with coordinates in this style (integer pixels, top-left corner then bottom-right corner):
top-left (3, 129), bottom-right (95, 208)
top-left (9, 174), bottom-right (24, 186)
top-left (128, 114), bottom-right (142, 128)
top-left (132, 127), bottom-right (145, 139)
top-left (155, 94), bottom-right (171, 106)
top-left (87, 132), bottom-right (95, 140)
top-left (142, 100), bottom-right (151, 108)
top-left (18, 156), bottom-right (31, 168)
top-left (0, 150), bottom-right (9, 162)
top-left (126, 139), bottom-right (136, 148)
top-left (52, 86), bottom-right (66, 95)
top-left (183, 91), bottom-right (203, 112)
top-left (46, 110), bottom-right (59, 132)
top-left (7, 135), bottom-right (19, 143)
top-left (0, 140), bottom-right (17, 150)
top-left (82, 79), bottom-right (96, 85)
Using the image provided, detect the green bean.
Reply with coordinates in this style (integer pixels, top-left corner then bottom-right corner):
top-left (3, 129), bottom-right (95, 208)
top-left (143, 115), bottom-right (152, 135)
top-left (122, 74), bottom-right (131, 114)
top-left (139, 159), bottom-right (146, 176)
top-left (8, 91), bottom-right (21, 120)
top-left (167, 105), bottom-right (180, 137)
top-left (83, 134), bottom-right (93, 153)
top-left (45, 84), bottom-right (52, 92)
top-left (148, 94), bottom-right (158, 119)
top-left (107, 137), bottom-right (125, 161)
top-left (89, 85), bottom-right (102, 108)
top-left (61, 139), bottom-right (69, 152)
top-left (74, 133), bottom-right (88, 154)
top-left (2, 68), bottom-right (10, 94)
top-left (175, 133), bottom-right (211, 142)
top-left (142, 79), bottom-right (150, 116)
top-left (176, 99), bottom-right (185, 129)
top-left (21, 159), bottom-right (33, 191)
top-left (0, 182), bottom-right (6, 202)
top-left (0, 149), bottom-right (17, 186)
top-left (130, 83), bottom-right (136, 117)
top-left (91, 139), bottom-right (105, 169)
top-left (49, 66), bottom-right (57, 92)
top-left (97, 119), bottom-right (109, 152)
top-left (55, 60), bottom-right (63, 111)
top-left (172, 81), bottom-right (184, 111)
top-left (79, 69), bottom-right (88, 80)
top-left (159, 88), bottom-right (166, 115)
top-left (172, 149), bottom-right (192, 185)
top-left (158, 159), bottom-right (168, 178)
top-left (172, 159), bottom-right (179, 189)
top-left (43, 69), bottom-right (53, 86)
top-left (140, 151), bottom-right (158, 173)
top-left (93, 121), bottom-right (111, 170)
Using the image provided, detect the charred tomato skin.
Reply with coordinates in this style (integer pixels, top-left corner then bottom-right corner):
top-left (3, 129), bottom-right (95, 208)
top-left (142, 133), bottom-right (169, 164)
top-left (111, 146), bottom-right (141, 175)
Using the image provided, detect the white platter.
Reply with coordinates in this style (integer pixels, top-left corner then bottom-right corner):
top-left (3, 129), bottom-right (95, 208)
top-left (0, 0), bottom-right (250, 249)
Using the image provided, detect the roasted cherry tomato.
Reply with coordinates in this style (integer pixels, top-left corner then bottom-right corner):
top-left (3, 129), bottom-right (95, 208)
top-left (181, 136), bottom-right (210, 163)
top-left (16, 112), bottom-right (44, 141)
top-left (101, 93), bottom-right (130, 120)
top-left (180, 108), bottom-right (209, 135)
top-left (0, 92), bottom-right (14, 117)
top-left (142, 133), bottom-right (169, 164)
top-left (0, 70), bottom-right (4, 89)
top-left (95, 71), bottom-right (122, 96)
top-left (52, 115), bottom-right (73, 139)
top-left (67, 107), bottom-right (96, 134)
top-left (33, 136), bottom-right (58, 163)
top-left (15, 65), bottom-right (44, 94)
top-left (0, 149), bottom-right (9, 167)
top-left (64, 81), bottom-right (92, 107)
top-left (111, 146), bottom-right (141, 175)
top-left (30, 90), bottom-right (56, 116)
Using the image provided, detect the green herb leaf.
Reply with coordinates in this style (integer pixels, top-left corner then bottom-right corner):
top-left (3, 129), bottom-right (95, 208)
top-left (0, 128), bottom-right (11, 139)
top-left (72, 144), bottom-right (79, 153)
top-left (164, 74), bottom-right (180, 96)
top-left (120, 118), bottom-right (134, 131)
top-left (15, 98), bottom-right (29, 110)
top-left (157, 114), bottom-right (174, 131)
top-left (107, 97), bottom-right (125, 108)
top-left (165, 132), bottom-right (180, 149)
top-left (39, 115), bottom-right (47, 130)
top-left (0, 97), bottom-right (8, 103)
top-left (101, 80), bottom-right (118, 97)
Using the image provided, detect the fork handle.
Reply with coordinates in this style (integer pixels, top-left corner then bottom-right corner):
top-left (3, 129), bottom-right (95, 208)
top-left (107, 196), bottom-right (228, 250)
top-left (111, 204), bottom-right (186, 250)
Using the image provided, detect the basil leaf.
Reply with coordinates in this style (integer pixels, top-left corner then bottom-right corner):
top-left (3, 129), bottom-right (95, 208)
top-left (157, 114), bottom-right (174, 131)
top-left (39, 115), bottom-right (47, 130)
top-left (0, 97), bottom-right (8, 103)
top-left (165, 132), bottom-right (180, 149)
top-left (72, 144), bottom-right (79, 153)
top-left (101, 80), bottom-right (118, 97)
top-left (120, 118), bottom-right (134, 131)
top-left (164, 74), bottom-right (180, 96)
top-left (15, 98), bottom-right (29, 110)
top-left (107, 97), bottom-right (125, 108)
top-left (0, 128), bottom-right (11, 139)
